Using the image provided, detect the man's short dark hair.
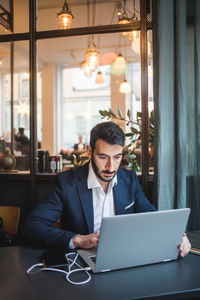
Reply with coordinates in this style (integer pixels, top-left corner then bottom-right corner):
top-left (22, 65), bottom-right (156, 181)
top-left (90, 122), bottom-right (125, 150)
top-left (19, 127), bottom-right (24, 134)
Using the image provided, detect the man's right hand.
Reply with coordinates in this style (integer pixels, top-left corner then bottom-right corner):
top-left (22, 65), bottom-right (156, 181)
top-left (72, 232), bottom-right (100, 249)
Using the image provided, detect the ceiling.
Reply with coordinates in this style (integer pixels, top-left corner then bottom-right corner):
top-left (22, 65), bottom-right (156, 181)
top-left (38, 0), bottom-right (113, 9)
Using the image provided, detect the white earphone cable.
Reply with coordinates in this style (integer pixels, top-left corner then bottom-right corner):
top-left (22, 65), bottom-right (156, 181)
top-left (26, 252), bottom-right (91, 285)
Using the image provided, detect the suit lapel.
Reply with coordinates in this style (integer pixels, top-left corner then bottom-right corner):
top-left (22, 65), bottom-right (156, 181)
top-left (113, 183), bottom-right (126, 214)
top-left (77, 164), bottom-right (94, 233)
top-left (113, 170), bottom-right (131, 215)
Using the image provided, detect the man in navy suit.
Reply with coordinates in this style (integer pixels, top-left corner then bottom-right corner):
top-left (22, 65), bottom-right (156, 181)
top-left (21, 122), bottom-right (191, 256)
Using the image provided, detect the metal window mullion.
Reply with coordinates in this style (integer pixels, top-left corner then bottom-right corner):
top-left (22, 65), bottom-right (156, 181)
top-left (140, 0), bottom-right (149, 195)
top-left (10, 41), bottom-right (14, 154)
top-left (29, 0), bottom-right (37, 208)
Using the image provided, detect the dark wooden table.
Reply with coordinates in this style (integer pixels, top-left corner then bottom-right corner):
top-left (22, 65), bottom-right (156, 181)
top-left (0, 245), bottom-right (200, 300)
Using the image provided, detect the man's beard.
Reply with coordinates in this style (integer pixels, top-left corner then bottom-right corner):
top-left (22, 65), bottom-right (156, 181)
top-left (91, 154), bottom-right (117, 183)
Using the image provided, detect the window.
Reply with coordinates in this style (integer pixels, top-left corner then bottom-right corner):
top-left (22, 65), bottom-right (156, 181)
top-left (59, 65), bottom-right (111, 149)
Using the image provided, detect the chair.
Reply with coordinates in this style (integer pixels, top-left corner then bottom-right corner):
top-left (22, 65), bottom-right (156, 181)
top-left (0, 206), bottom-right (20, 235)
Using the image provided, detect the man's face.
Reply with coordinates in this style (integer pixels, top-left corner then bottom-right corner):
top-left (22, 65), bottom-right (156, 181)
top-left (87, 139), bottom-right (123, 183)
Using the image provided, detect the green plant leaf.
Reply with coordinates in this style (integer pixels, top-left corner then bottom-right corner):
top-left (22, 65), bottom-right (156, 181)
top-left (99, 110), bottom-right (108, 117)
top-left (125, 132), bottom-right (134, 137)
top-left (130, 127), bottom-right (140, 134)
top-left (127, 142), bottom-right (133, 147)
top-left (109, 108), bottom-right (116, 117)
top-left (127, 109), bottom-right (131, 119)
top-left (117, 107), bottom-right (123, 118)
top-left (129, 154), bottom-right (136, 159)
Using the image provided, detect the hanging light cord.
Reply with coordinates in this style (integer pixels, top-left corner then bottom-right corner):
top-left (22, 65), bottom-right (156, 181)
top-left (87, 0), bottom-right (91, 45)
top-left (132, 0), bottom-right (139, 20)
top-left (92, 0), bottom-right (96, 43)
top-left (92, 0), bottom-right (96, 27)
top-left (121, 0), bottom-right (132, 18)
top-left (110, 4), bottom-right (117, 24)
top-left (87, 0), bottom-right (96, 45)
top-left (132, 0), bottom-right (140, 15)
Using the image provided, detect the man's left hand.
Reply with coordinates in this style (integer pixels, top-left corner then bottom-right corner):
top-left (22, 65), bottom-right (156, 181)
top-left (179, 233), bottom-right (191, 257)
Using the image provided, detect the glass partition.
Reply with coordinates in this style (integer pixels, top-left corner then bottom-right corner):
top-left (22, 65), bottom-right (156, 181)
top-left (13, 0), bottom-right (29, 33)
top-left (0, 41), bottom-right (30, 172)
top-left (0, 42), bottom-right (11, 146)
top-left (0, 0), bottom-right (153, 181)
top-left (0, 0), bottom-right (154, 213)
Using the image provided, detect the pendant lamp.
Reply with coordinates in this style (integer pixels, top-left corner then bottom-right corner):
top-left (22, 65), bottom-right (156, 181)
top-left (57, 0), bottom-right (74, 29)
top-left (119, 80), bottom-right (131, 94)
top-left (85, 41), bottom-right (100, 72)
top-left (95, 71), bottom-right (104, 84)
top-left (111, 54), bottom-right (127, 76)
top-left (81, 61), bottom-right (92, 77)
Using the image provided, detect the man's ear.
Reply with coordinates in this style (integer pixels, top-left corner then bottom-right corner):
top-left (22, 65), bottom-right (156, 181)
top-left (87, 145), bottom-right (92, 159)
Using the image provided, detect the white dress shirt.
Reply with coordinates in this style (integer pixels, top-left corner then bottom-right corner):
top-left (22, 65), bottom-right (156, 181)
top-left (69, 162), bottom-right (117, 249)
top-left (87, 162), bottom-right (117, 232)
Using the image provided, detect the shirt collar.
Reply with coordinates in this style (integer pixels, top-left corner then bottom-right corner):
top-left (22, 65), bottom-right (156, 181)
top-left (87, 161), bottom-right (117, 189)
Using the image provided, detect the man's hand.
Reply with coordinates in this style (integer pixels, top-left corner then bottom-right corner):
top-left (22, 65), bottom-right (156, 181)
top-left (72, 232), bottom-right (100, 249)
top-left (179, 233), bottom-right (191, 257)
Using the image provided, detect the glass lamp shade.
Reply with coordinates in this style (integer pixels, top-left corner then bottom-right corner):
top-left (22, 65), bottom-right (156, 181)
top-left (119, 80), bottom-right (131, 94)
top-left (118, 17), bottom-right (131, 36)
top-left (85, 46), bottom-right (100, 72)
top-left (128, 30), bottom-right (139, 41)
top-left (81, 61), bottom-right (92, 77)
top-left (100, 52), bottom-right (117, 65)
top-left (58, 13), bottom-right (73, 29)
top-left (57, 1), bottom-right (74, 29)
top-left (95, 71), bottom-right (104, 84)
top-left (111, 54), bottom-right (127, 76)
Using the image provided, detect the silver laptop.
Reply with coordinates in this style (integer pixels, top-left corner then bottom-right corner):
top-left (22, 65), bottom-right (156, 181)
top-left (78, 208), bottom-right (190, 273)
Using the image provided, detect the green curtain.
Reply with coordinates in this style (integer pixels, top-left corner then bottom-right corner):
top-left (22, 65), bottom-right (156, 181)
top-left (153, 0), bottom-right (200, 230)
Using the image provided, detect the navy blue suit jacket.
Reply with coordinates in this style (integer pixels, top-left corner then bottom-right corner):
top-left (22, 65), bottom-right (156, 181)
top-left (21, 163), bottom-right (156, 249)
